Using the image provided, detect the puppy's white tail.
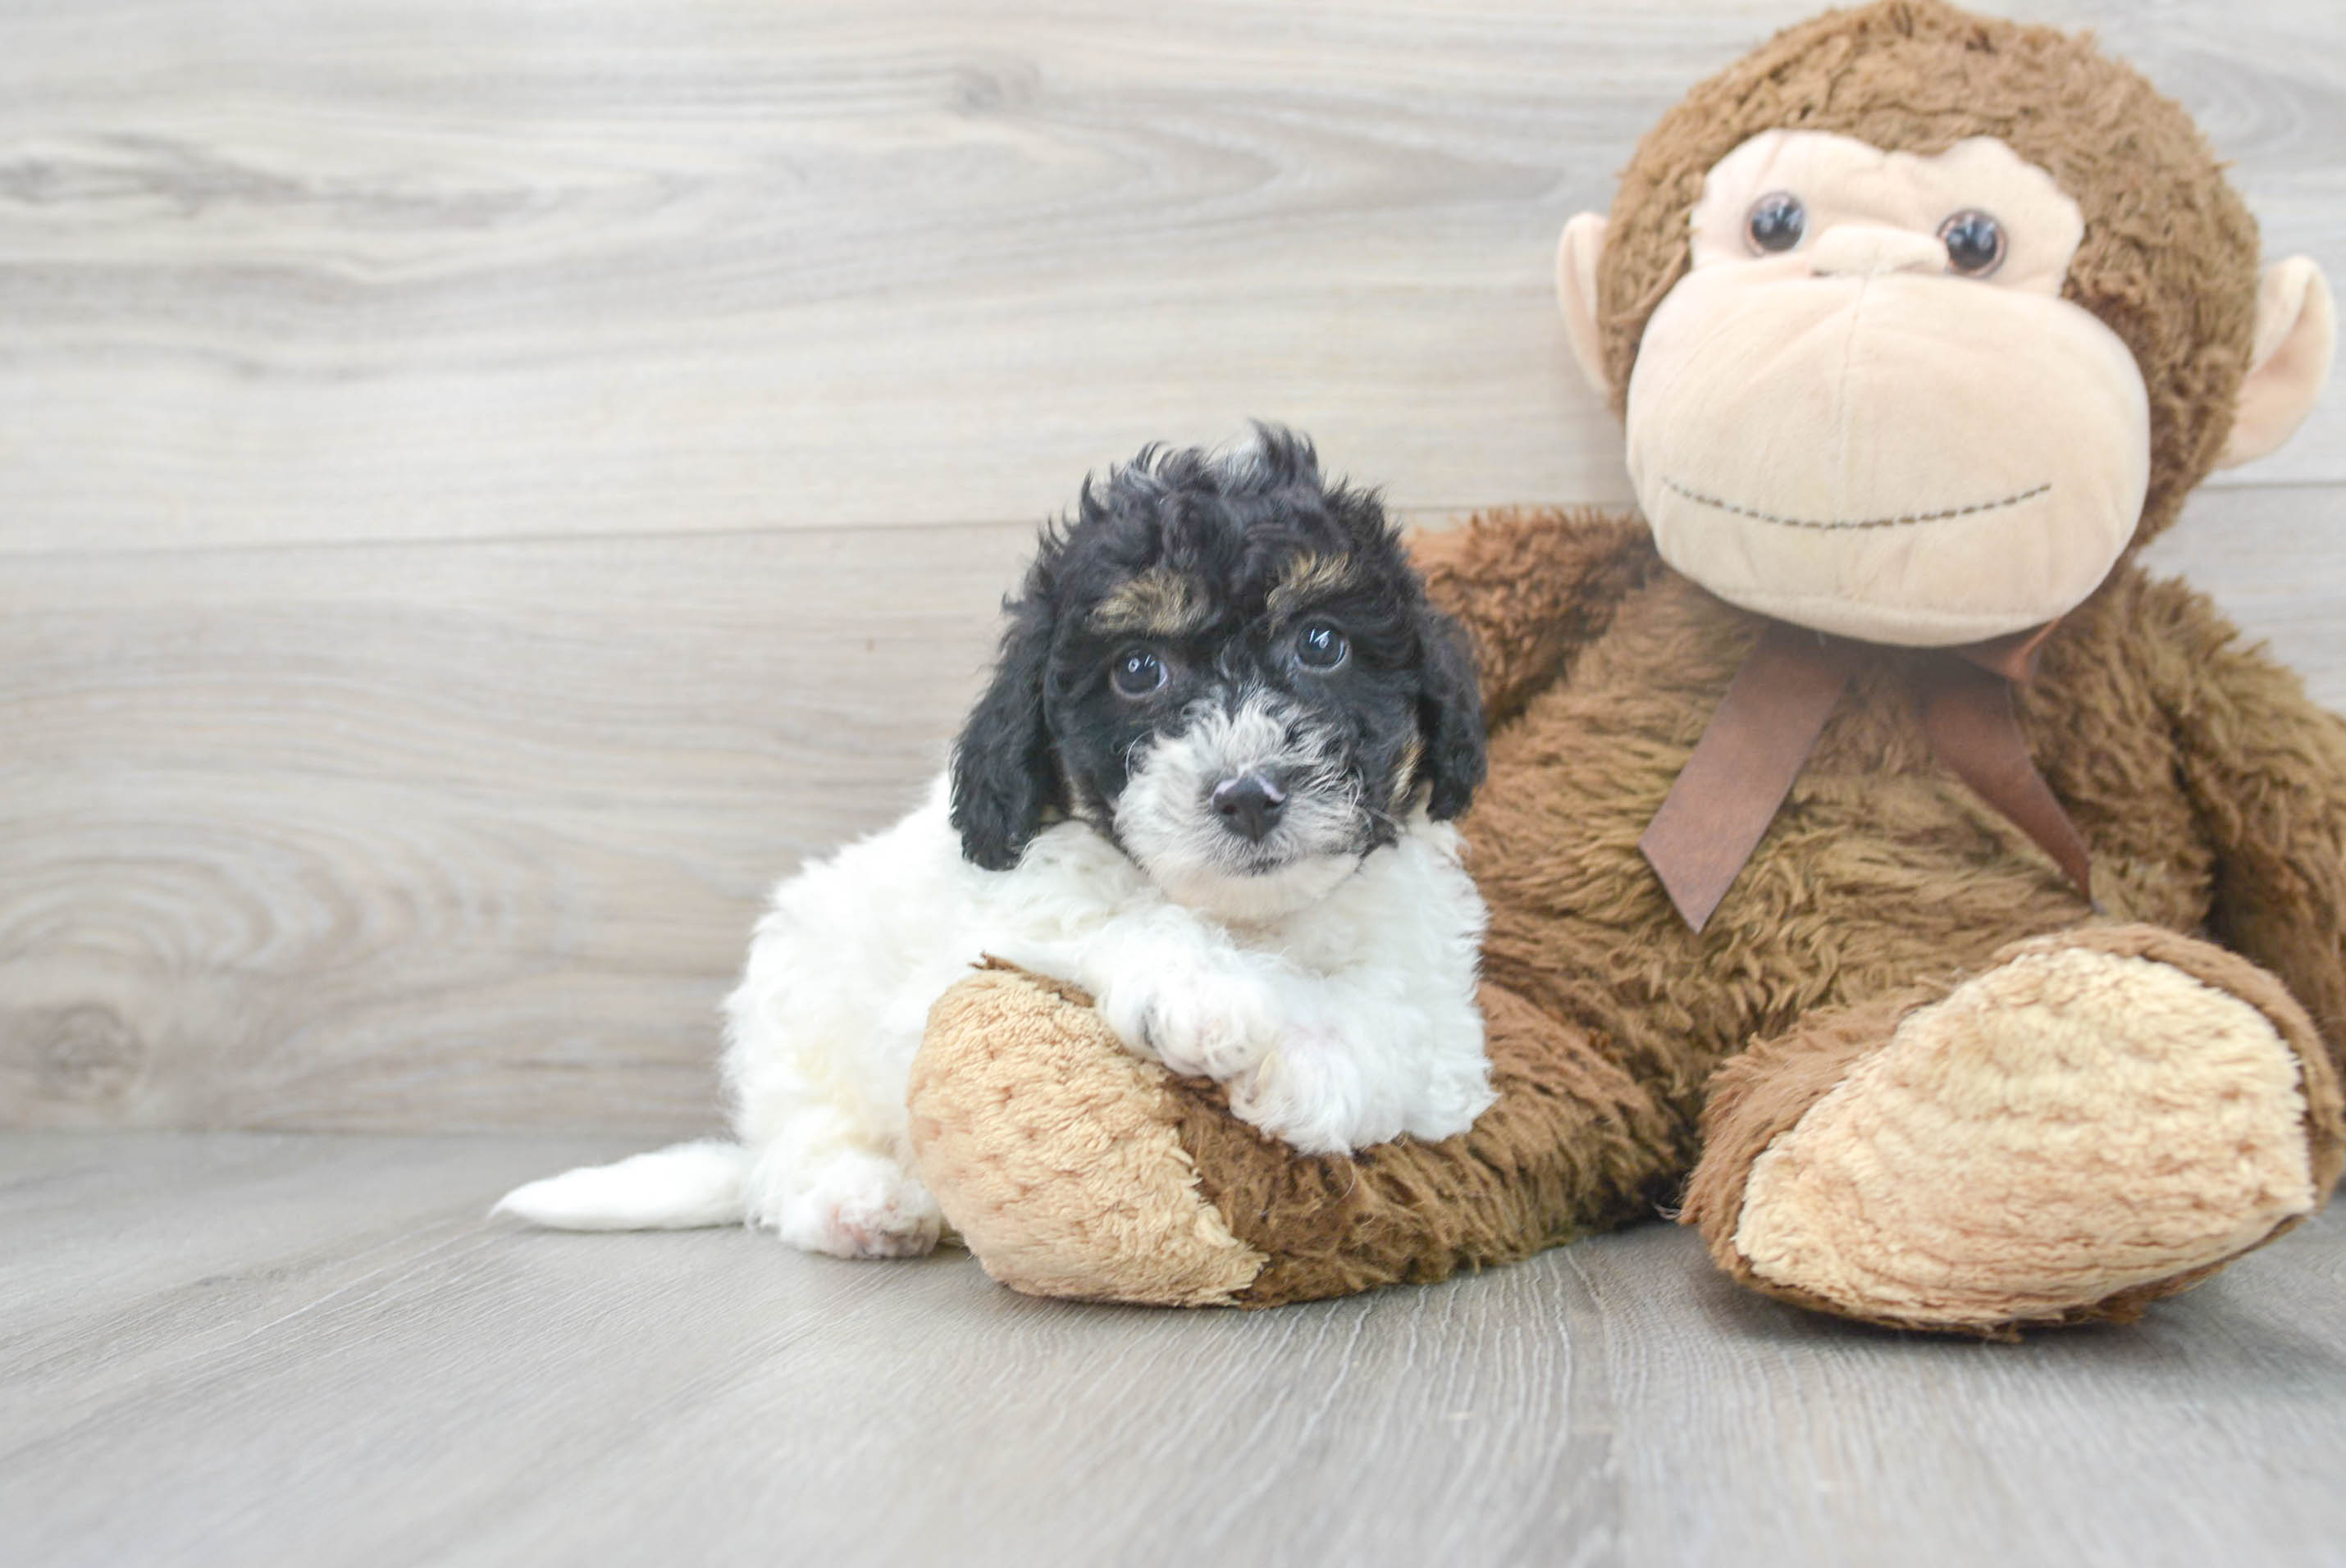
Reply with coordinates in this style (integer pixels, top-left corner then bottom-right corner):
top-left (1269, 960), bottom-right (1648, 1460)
top-left (495, 1140), bottom-right (751, 1230)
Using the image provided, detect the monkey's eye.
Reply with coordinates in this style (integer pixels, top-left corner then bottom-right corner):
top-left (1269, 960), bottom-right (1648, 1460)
top-left (1744, 192), bottom-right (1806, 253)
top-left (1294, 622), bottom-right (1350, 672)
top-left (1110, 648), bottom-right (1167, 697)
top-left (1938, 209), bottom-right (2006, 277)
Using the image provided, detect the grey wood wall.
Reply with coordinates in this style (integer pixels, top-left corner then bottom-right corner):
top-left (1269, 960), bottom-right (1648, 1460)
top-left (5, 0), bottom-right (2342, 1134)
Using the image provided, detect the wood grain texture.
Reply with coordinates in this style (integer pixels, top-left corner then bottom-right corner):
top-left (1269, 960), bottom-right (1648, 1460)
top-left (3, 485), bottom-right (2341, 1133)
top-left (0, 0), bottom-right (2340, 555)
top-left (7, 1131), bottom-right (2346, 1567)
top-left (0, 523), bottom-right (1032, 1132)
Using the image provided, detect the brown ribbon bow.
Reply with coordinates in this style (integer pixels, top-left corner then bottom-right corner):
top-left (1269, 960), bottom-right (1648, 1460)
top-left (1639, 619), bottom-right (2093, 932)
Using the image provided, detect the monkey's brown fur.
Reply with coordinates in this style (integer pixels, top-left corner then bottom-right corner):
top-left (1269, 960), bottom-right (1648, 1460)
top-left (905, 2), bottom-right (2346, 1332)
top-left (1070, 537), bottom-right (2346, 1316)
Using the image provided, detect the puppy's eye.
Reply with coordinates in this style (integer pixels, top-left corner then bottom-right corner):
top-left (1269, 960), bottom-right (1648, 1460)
top-left (1745, 191), bottom-right (1805, 254)
top-left (1110, 648), bottom-right (1167, 697)
top-left (1938, 209), bottom-right (2006, 277)
top-left (1294, 622), bottom-right (1349, 672)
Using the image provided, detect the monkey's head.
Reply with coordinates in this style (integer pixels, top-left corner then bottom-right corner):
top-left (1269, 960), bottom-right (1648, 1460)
top-left (1557, 0), bottom-right (2334, 646)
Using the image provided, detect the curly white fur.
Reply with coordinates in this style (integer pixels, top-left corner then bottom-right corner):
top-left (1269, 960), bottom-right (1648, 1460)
top-left (499, 772), bottom-right (1491, 1259)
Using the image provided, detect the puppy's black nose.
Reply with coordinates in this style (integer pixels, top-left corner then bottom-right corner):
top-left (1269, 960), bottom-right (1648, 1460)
top-left (1210, 774), bottom-right (1286, 841)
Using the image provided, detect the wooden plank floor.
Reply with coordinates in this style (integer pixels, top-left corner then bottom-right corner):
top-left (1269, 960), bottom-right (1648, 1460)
top-left (7, 1131), bottom-right (2346, 1568)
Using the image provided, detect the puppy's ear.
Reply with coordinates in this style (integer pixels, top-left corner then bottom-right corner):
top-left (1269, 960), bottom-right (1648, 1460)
top-left (1417, 610), bottom-right (1487, 821)
top-left (950, 592), bottom-right (1064, 871)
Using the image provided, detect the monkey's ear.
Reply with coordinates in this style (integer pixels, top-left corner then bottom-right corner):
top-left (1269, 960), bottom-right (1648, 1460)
top-left (2218, 258), bottom-right (2335, 467)
top-left (1417, 612), bottom-right (1488, 822)
top-left (949, 599), bottom-right (1063, 870)
top-left (1555, 212), bottom-right (1611, 399)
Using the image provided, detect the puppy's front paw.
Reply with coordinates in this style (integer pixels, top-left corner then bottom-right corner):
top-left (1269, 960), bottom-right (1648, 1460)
top-left (1225, 1031), bottom-right (1366, 1155)
top-left (1100, 963), bottom-right (1280, 1083)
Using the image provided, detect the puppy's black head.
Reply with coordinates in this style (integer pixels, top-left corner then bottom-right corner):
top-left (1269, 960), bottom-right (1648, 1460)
top-left (951, 426), bottom-right (1485, 917)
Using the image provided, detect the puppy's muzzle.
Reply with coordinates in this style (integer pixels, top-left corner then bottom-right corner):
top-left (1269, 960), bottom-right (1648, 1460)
top-left (1209, 773), bottom-right (1287, 842)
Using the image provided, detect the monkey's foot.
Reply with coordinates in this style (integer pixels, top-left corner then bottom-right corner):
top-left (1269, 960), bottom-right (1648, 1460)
top-left (1686, 927), bottom-right (2344, 1334)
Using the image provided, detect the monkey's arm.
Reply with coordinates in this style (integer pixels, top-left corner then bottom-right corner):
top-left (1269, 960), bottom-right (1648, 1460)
top-left (2155, 581), bottom-right (2346, 1060)
top-left (1408, 506), bottom-right (1658, 725)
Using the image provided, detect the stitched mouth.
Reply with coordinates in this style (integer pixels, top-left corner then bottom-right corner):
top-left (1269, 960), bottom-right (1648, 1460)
top-left (1662, 476), bottom-right (2051, 531)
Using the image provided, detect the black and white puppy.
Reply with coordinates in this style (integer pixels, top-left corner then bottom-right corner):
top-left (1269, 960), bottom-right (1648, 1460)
top-left (499, 430), bottom-right (1493, 1258)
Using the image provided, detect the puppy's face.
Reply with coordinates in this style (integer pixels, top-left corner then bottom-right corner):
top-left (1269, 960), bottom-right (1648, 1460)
top-left (951, 430), bottom-right (1485, 923)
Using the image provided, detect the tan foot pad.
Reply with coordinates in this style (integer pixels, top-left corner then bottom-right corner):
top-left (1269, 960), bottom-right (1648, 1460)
top-left (908, 966), bottom-right (1267, 1306)
top-left (1733, 942), bottom-right (2320, 1328)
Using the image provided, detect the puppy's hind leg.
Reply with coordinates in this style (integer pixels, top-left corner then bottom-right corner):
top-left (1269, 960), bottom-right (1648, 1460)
top-left (725, 950), bottom-right (954, 1260)
top-left (723, 786), bottom-right (968, 1259)
top-left (742, 1119), bottom-right (947, 1260)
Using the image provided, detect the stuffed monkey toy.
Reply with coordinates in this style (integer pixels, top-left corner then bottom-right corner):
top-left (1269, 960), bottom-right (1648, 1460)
top-left (905, 0), bottom-right (2344, 1333)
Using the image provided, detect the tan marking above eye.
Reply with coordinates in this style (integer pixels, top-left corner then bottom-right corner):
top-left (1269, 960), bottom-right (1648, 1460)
top-left (1089, 568), bottom-right (1207, 636)
top-left (1387, 732), bottom-right (1425, 804)
top-left (1267, 553), bottom-right (1359, 620)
